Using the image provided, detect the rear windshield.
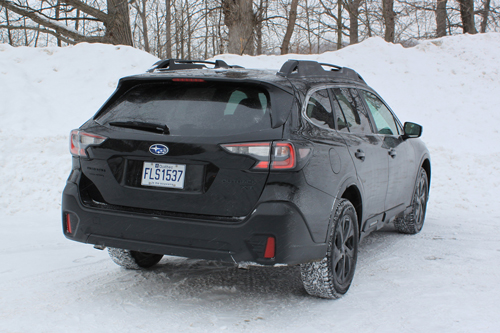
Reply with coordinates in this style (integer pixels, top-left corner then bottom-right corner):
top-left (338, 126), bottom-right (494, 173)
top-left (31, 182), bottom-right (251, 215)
top-left (95, 82), bottom-right (271, 136)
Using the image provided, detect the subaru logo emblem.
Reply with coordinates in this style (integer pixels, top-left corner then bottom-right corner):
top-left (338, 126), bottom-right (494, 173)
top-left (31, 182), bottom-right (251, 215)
top-left (149, 144), bottom-right (169, 155)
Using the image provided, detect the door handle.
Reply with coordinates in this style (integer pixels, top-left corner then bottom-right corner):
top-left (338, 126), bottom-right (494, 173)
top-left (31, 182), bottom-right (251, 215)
top-left (355, 149), bottom-right (365, 161)
top-left (388, 148), bottom-right (397, 158)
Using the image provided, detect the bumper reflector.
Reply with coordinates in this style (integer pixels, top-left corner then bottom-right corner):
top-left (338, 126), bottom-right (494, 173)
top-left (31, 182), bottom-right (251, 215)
top-left (65, 213), bottom-right (72, 234)
top-left (264, 236), bottom-right (276, 259)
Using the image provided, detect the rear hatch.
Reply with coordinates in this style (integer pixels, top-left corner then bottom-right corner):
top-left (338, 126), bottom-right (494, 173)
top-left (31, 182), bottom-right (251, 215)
top-left (77, 79), bottom-right (292, 218)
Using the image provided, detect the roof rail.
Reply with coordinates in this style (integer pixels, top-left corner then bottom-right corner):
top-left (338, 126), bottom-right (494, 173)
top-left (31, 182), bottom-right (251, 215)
top-left (147, 59), bottom-right (242, 72)
top-left (277, 60), bottom-right (365, 83)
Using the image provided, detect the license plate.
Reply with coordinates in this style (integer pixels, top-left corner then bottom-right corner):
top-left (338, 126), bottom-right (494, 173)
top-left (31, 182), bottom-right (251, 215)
top-left (141, 162), bottom-right (186, 189)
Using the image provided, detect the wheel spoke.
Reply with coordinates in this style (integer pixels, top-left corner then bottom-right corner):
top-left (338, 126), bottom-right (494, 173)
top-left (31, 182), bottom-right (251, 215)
top-left (333, 242), bottom-right (342, 260)
top-left (342, 216), bottom-right (353, 240)
top-left (344, 255), bottom-right (351, 278)
top-left (336, 257), bottom-right (345, 282)
top-left (345, 246), bottom-right (354, 258)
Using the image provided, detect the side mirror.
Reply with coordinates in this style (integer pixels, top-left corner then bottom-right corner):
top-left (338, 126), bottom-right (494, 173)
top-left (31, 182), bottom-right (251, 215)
top-left (403, 122), bottom-right (422, 139)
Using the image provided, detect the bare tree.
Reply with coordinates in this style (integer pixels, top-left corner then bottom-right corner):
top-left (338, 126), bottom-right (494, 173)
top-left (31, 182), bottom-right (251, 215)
top-left (222, 0), bottom-right (255, 55)
top-left (165, 0), bottom-right (172, 57)
top-left (382, 0), bottom-right (395, 42)
top-left (345, 0), bottom-right (362, 44)
top-left (0, 0), bottom-right (133, 45)
top-left (436, 0), bottom-right (447, 37)
top-left (133, 0), bottom-right (150, 52)
top-left (458, 0), bottom-right (477, 33)
top-left (336, 0), bottom-right (342, 49)
top-left (281, 0), bottom-right (299, 54)
top-left (480, 0), bottom-right (491, 32)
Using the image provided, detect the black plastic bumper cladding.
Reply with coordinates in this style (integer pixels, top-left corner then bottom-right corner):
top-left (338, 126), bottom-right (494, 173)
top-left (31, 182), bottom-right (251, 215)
top-left (62, 181), bottom-right (326, 265)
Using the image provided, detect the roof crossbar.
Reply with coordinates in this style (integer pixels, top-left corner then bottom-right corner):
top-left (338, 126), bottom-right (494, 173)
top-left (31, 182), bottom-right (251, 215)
top-left (277, 60), bottom-right (365, 83)
top-left (147, 59), bottom-right (242, 72)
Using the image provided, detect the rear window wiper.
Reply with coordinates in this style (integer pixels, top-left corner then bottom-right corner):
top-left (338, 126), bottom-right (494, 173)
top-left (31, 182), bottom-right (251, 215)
top-left (109, 121), bottom-right (170, 135)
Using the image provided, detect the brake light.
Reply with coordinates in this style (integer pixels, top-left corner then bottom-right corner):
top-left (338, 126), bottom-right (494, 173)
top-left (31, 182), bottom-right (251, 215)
top-left (70, 130), bottom-right (107, 157)
top-left (221, 141), bottom-right (299, 170)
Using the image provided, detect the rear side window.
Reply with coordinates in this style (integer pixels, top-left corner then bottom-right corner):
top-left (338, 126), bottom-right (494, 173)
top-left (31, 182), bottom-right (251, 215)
top-left (96, 82), bottom-right (271, 136)
top-left (305, 89), bottom-right (335, 129)
top-left (332, 88), bottom-right (373, 134)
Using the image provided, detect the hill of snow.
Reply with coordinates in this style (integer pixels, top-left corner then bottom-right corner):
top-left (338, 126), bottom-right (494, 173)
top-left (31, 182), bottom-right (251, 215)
top-left (0, 34), bottom-right (499, 332)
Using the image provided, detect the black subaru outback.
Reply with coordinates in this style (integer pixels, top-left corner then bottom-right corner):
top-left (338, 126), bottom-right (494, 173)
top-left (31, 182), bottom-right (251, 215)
top-left (62, 59), bottom-right (430, 299)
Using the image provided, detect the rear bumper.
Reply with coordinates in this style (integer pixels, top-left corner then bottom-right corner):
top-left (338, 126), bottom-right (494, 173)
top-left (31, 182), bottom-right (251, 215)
top-left (62, 181), bottom-right (327, 265)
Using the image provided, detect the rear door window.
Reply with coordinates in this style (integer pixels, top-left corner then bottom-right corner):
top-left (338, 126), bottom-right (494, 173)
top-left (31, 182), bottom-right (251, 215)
top-left (360, 90), bottom-right (399, 135)
top-left (331, 88), bottom-right (373, 134)
top-left (96, 82), bottom-right (271, 136)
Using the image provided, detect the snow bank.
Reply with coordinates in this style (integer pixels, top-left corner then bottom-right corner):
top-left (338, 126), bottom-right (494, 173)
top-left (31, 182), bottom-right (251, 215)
top-left (214, 34), bottom-right (500, 155)
top-left (0, 34), bottom-right (500, 332)
top-left (1, 33), bottom-right (499, 216)
top-left (0, 43), bottom-right (158, 137)
top-left (0, 43), bottom-right (158, 214)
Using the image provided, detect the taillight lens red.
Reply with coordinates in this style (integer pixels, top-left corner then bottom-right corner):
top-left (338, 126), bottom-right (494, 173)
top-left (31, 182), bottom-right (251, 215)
top-left (70, 130), bottom-right (107, 157)
top-left (271, 143), bottom-right (296, 169)
top-left (221, 141), bottom-right (298, 170)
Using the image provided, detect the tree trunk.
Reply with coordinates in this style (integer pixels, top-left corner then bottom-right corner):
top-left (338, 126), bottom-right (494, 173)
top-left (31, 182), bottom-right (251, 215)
top-left (105, 0), bottom-right (133, 45)
top-left (256, 0), bottom-right (265, 55)
top-left (75, 8), bottom-right (80, 31)
top-left (222, 0), bottom-right (255, 55)
top-left (55, 1), bottom-right (62, 46)
top-left (346, 0), bottom-right (361, 45)
top-left (280, 0), bottom-right (299, 55)
top-left (5, 7), bottom-right (13, 45)
top-left (436, 0), bottom-right (447, 37)
top-left (186, 0), bottom-right (191, 59)
top-left (364, 0), bottom-right (372, 37)
top-left (382, 0), bottom-right (395, 43)
top-left (165, 0), bottom-right (172, 58)
top-left (135, 0), bottom-right (150, 52)
top-left (337, 0), bottom-right (342, 50)
top-left (480, 0), bottom-right (491, 33)
top-left (204, 0), bottom-right (209, 59)
top-left (218, 7), bottom-right (224, 54)
top-left (305, 0), bottom-right (313, 53)
top-left (458, 0), bottom-right (477, 34)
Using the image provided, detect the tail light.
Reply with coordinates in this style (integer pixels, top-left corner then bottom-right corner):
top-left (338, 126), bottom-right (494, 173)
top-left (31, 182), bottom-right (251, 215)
top-left (221, 142), bottom-right (271, 169)
top-left (70, 130), bottom-right (107, 157)
top-left (221, 141), bottom-right (309, 170)
top-left (272, 143), bottom-right (295, 169)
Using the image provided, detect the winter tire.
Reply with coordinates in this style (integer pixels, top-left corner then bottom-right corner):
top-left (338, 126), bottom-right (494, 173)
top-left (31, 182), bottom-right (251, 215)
top-left (394, 167), bottom-right (429, 234)
top-left (300, 198), bottom-right (359, 299)
top-left (108, 247), bottom-right (163, 269)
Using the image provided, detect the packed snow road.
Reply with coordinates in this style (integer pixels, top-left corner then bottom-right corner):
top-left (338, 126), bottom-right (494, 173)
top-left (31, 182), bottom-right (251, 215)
top-left (0, 207), bottom-right (498, 332)
top-left (1, 33), bottom-right (500, 332)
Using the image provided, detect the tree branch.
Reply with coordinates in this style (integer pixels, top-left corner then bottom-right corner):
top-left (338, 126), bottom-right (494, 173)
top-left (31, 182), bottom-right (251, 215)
top-left (60, 0), bottom-right (108, 22)
top-left (0, 0), bottom-right (105, 43)
top-left (0, 24), bottom-right (77, 44)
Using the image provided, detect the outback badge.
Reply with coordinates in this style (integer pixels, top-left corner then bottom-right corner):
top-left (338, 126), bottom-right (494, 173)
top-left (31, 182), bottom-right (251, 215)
top-left (149, 144), bottom-right (169, 156)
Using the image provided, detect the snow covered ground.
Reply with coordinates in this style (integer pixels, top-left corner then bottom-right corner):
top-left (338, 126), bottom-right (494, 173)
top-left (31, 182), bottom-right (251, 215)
top-left (1, 34), bottom-right (499, 332)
